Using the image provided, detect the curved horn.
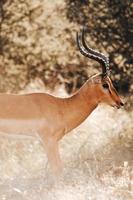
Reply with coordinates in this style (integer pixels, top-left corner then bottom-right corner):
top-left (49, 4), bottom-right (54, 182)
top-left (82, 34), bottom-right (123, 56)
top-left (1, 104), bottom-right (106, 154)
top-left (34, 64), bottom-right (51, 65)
top-left (77, 27), bottom-right (110, 76)
top-left (76, 32), bottom-right (98, 60)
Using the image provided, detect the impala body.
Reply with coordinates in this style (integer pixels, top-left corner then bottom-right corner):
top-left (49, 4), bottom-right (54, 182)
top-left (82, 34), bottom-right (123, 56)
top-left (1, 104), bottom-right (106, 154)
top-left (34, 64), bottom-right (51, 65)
top-left (0, 28), bottom-right (124, 175)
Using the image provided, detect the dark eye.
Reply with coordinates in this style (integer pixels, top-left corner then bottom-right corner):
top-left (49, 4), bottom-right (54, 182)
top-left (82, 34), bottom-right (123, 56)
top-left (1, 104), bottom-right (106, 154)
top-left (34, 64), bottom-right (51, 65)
top-left (102, 83), bottom-right (109, 89)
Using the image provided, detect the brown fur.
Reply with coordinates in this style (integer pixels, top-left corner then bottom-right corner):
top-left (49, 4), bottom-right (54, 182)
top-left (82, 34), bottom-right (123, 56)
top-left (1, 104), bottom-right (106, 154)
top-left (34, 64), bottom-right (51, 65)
top-left (0, 74), bottom-right (124, 176)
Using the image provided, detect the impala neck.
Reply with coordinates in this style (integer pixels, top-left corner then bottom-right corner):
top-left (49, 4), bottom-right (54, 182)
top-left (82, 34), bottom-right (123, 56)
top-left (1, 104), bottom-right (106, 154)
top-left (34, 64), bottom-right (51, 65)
top-left (63, 80), bottom-right (99, 133)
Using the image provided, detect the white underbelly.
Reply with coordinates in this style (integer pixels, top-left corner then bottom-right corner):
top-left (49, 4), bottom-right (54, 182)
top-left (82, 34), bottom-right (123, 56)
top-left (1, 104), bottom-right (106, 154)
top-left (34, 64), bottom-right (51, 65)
top-left (0, 119), bottom-right (45, 135)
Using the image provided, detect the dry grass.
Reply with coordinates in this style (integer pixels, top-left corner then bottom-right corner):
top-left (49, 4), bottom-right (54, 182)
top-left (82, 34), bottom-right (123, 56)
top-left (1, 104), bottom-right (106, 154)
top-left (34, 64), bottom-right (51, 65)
top-left (0, 83), bottom-right (132, 200)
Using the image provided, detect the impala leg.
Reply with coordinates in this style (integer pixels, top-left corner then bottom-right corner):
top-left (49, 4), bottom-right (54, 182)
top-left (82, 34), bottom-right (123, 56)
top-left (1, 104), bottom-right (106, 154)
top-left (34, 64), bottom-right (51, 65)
top-left (44, 138), bottom-right (63, 177)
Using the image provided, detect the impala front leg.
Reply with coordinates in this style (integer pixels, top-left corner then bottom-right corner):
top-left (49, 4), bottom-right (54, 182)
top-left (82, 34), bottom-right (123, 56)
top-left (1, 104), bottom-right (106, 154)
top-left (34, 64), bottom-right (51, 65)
top-left (44, 137), bottom-right (63, 177)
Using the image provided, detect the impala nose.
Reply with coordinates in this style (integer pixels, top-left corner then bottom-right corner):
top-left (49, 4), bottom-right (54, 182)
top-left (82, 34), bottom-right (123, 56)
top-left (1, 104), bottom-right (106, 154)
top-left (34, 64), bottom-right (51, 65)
top-left (120, 102), bottom-right (124, 107)
top-left (115, 101), bottom-right (124, 109)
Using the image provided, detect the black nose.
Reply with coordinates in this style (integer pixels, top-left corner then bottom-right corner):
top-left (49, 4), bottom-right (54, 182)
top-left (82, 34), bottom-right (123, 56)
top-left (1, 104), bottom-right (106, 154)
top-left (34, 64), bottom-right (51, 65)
top-left (120, 102), bottom-right (124, 106)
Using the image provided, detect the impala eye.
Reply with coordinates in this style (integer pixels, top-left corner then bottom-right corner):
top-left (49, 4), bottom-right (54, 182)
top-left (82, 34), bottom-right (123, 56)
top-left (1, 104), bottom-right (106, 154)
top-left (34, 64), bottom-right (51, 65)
top-left (102, 83), bottom-right (109, 89)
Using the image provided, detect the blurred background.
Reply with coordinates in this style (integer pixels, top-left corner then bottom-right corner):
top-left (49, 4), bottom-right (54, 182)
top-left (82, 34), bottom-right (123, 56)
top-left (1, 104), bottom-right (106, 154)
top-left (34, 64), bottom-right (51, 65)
top-left (0, 0), bottom-right (132, 200)
top-left (0, 0), bottom-right (132, 109)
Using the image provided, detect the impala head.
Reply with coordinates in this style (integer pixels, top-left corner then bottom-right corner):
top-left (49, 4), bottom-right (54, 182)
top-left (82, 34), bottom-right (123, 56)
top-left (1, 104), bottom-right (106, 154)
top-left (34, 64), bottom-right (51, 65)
top-left (77, 27), bottom-right (124, 109)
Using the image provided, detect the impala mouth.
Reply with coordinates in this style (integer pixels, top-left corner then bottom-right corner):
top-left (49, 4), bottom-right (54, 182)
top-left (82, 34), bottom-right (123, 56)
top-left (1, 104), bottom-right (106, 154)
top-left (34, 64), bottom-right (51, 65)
top-left (112, 102), bottom-right (124, 109)
top-left (113, 105), bottom-right (120, 109)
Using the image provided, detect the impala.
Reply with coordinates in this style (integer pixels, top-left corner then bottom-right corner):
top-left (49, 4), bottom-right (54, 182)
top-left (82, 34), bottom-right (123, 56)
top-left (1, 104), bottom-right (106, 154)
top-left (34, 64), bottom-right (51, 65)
top-left (0, 28), bottom-right (124, 176)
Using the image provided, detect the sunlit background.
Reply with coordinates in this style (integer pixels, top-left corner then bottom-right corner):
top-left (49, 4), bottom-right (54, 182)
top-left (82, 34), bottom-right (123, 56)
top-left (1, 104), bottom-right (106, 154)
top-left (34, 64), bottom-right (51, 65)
top-left (0, 0), bottom-right (132, 199)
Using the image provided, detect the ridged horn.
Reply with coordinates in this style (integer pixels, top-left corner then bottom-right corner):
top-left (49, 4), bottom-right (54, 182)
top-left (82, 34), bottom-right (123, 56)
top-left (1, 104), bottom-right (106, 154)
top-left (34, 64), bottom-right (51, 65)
top-left (76, 27), bottom-right (110, 76)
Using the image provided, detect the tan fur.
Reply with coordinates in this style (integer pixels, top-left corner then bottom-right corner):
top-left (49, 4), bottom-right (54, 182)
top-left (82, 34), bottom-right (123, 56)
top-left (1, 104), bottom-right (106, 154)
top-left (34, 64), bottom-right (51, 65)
top-left (0, 74), bottom-right (123, 176)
